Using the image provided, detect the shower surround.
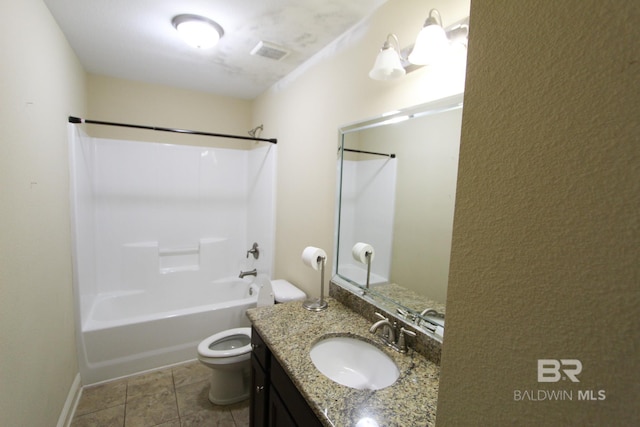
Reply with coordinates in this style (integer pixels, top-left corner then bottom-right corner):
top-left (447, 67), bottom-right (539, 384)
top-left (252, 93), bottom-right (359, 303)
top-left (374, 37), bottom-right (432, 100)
top-left (336, 157), bottom-right (397, 285)
top-left (68, 125), bottom-right (276, 384)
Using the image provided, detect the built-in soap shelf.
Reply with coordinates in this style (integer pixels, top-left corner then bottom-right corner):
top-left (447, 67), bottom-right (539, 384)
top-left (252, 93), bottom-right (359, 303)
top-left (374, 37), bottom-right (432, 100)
top-left (159, 245), bottom-right (200, 274)
top-left (122, 238), bottom-right (230, 288)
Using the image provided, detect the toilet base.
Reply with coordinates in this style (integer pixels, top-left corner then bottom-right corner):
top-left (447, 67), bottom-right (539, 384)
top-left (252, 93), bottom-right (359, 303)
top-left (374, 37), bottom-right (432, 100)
top-left (208, 388), bottom-right (249, 405)
top-left (206, 362), bottom-right (250, 405)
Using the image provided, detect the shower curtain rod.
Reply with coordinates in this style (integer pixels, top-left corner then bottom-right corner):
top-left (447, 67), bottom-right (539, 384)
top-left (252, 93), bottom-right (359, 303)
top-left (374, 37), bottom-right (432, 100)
top-left (343, 147), bottom-right (396, 158)
top-left (68, 116), bottom-right (277, 144)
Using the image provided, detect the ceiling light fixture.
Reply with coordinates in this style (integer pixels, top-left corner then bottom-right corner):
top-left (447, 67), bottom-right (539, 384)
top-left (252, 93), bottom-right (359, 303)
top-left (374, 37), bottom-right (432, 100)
top-left (172, 14), bottom-right (224, 49)
top-left (368, 33), bottom-right (406, 81)
top-left (408, 9), bottom-right (449, 65)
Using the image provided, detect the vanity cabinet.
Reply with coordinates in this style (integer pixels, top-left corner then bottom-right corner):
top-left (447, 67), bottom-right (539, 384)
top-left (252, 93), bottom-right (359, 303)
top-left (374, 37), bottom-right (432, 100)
top-left (250, 326), bottom-right (322, 427)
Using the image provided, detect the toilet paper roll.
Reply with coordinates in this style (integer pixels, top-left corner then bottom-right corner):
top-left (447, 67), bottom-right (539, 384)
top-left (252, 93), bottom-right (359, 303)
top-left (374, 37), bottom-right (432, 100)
top-left (302, 246), bottom-right (327, 271)
top-left (352, 242), bottom-right (375, 264)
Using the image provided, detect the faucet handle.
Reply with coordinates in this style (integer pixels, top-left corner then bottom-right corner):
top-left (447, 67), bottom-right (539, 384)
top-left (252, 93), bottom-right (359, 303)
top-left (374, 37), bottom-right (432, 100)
top-left (396, 327), bottom-right (417, 353)
top-left (374, 312), bottom-right (388, 321)
top-left (396, 308), bottom-right (418, 323)
top-left (246, 242), bottom-right (260, 259)
top-left (400, 327), bottom-right (416, 338)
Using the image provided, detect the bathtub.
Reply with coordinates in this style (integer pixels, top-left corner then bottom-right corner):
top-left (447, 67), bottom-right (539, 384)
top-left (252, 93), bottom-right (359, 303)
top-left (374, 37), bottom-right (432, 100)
top-left (337, 263), bottom-right (388, 286)
top-left (79, 277), bottom-right (259, 385)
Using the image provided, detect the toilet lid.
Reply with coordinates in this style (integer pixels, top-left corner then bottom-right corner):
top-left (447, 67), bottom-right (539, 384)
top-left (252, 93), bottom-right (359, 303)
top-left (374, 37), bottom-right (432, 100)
top-left (198, 327), bottom-right (252, 358)
top-left (272, 279), bottom-right (306, 302)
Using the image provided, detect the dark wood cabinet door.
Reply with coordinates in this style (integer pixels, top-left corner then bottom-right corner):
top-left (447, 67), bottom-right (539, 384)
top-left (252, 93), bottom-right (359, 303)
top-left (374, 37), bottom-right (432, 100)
top-left (251, 327), bottom-right (269, 370)
top-left (270, 355), bottom-right (323, 427)
top-left (250, 326), bottom-right (322, 427)
top-left (268, 386), bottom-right (296, 427)
top-left (250, 355), bottom-right (268, 427)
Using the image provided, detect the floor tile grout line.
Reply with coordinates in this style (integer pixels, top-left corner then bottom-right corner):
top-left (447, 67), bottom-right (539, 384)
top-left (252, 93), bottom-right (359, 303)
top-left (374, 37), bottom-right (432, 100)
top-left (123, 379), bottom-right (128, 427)
top-left (230, 405), bottom-right (237, 427)
top-left (171, 367), bottom-right (182, 424)
top-left (73, 362), bottom-right (213, 426)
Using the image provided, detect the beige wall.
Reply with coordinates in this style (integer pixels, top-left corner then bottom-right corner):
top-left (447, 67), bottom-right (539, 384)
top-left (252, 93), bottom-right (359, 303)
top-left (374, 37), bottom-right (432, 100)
top-left (437, 1), bottom-right (639, 425)
top-left (87, 74), bottom-right (254, 149)
top-left (253, 0), bottom-right (469, 298)
top-left (0, 0), bottom-right (86, 425)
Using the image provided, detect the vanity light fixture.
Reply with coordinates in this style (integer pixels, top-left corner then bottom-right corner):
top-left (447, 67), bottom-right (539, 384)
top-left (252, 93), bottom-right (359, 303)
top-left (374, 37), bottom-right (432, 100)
top-left (172, 14), bottom-right (224, 49)
top-left (369, 33), bottom-right (406, 81)
top-left (408, 9), bottom-right (449, 65)
top-left (368, 11), bottom-right (469, 81)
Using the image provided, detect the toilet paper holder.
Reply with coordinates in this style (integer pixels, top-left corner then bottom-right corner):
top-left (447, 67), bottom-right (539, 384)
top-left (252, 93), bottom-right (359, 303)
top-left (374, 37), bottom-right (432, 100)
top-left (364, 250), bottom-right (372, 292)
top-left (302, 255), bottom-right (328, 312)
top-left (352, 242), bottom-right (374, 294)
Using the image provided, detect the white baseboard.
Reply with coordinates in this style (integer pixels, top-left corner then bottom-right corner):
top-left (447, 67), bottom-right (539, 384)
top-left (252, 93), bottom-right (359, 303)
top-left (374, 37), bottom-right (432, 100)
top-left (56, 373), bottom-right (82, 427)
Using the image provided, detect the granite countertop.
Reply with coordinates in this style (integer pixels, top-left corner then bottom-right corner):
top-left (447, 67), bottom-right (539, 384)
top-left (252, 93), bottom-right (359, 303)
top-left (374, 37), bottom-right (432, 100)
top-left (247, 298), bottom-right (440, 427)
top-left (369, 283), bottom-right (446, 316)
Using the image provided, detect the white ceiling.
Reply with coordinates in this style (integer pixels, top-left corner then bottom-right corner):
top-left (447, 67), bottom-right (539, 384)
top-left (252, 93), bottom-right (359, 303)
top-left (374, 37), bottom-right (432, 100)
top-left (43, 0), bottom-right (387, 99)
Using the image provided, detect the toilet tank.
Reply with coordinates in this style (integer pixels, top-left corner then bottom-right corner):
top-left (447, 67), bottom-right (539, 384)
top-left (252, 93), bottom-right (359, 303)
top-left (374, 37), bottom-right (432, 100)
top-left (271, 279), bottom-right (306, 303)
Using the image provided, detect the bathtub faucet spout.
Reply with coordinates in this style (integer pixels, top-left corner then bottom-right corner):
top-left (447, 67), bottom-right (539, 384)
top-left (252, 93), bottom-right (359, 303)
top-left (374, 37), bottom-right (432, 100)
top-left (239, 269), bottom-right (257, 278)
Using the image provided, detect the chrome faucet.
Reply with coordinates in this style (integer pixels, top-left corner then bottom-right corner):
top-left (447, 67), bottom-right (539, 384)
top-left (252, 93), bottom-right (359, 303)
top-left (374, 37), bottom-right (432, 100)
top-left (239, 268), bottom-right (257, 278)
top-left (419, 308), bottom-right (444, 331)
top-left (420, 308), bottom-right (445, 318)
top-left (370, 312), bottom-right (416, 353)
top-left (370, 312), bottom-right (396, 344)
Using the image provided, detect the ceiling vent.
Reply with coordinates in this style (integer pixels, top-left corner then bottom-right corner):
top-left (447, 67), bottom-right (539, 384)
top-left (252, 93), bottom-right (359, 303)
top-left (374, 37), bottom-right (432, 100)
top-left (250, 41), bottom-right (290, 61)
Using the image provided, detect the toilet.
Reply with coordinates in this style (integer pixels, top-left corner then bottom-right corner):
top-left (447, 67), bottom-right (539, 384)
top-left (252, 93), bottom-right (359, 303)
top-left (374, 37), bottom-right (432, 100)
top-left (197, 278), bottom-right (306, 405)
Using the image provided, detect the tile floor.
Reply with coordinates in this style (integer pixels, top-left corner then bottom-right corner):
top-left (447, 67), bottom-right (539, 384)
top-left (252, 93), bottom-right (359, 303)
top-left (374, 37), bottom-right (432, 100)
top-left (71, 361), bottom-right (249, 427)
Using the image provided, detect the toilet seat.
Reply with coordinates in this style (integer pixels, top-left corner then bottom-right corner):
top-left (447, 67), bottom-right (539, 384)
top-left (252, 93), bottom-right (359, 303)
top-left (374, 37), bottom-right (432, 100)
top-left (196, 326), bottom-right (252, 404)
top-left (198, 327), bottom-right (252, 360)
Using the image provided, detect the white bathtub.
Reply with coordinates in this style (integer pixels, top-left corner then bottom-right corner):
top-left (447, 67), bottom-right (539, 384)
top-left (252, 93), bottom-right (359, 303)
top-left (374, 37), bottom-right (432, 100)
top-left (337, 263), bottom-right (388, 286)
top-left (79, 277), bottom-right (259, 384)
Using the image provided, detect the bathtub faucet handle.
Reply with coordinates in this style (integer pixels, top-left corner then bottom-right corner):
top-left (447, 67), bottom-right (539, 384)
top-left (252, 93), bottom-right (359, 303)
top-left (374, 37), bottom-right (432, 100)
top-left (246, 242), bottom-right (260, 260)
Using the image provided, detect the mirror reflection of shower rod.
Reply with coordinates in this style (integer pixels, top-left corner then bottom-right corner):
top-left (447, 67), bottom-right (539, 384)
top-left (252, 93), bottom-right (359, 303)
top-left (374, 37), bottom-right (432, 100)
top-left (343, 147), bottom-right (396, 158)
top-left (68, 116), bottom-right (277, 144)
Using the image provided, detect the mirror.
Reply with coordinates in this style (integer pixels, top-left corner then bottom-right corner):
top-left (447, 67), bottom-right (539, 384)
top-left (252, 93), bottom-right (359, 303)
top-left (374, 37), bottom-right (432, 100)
top-left (333, 94), bottom-right (463, 337)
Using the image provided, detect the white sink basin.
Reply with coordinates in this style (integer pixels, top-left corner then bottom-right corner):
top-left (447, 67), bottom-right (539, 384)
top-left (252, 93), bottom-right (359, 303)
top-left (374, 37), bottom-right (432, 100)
top-left (309, 336), bottom-right (399, 390)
